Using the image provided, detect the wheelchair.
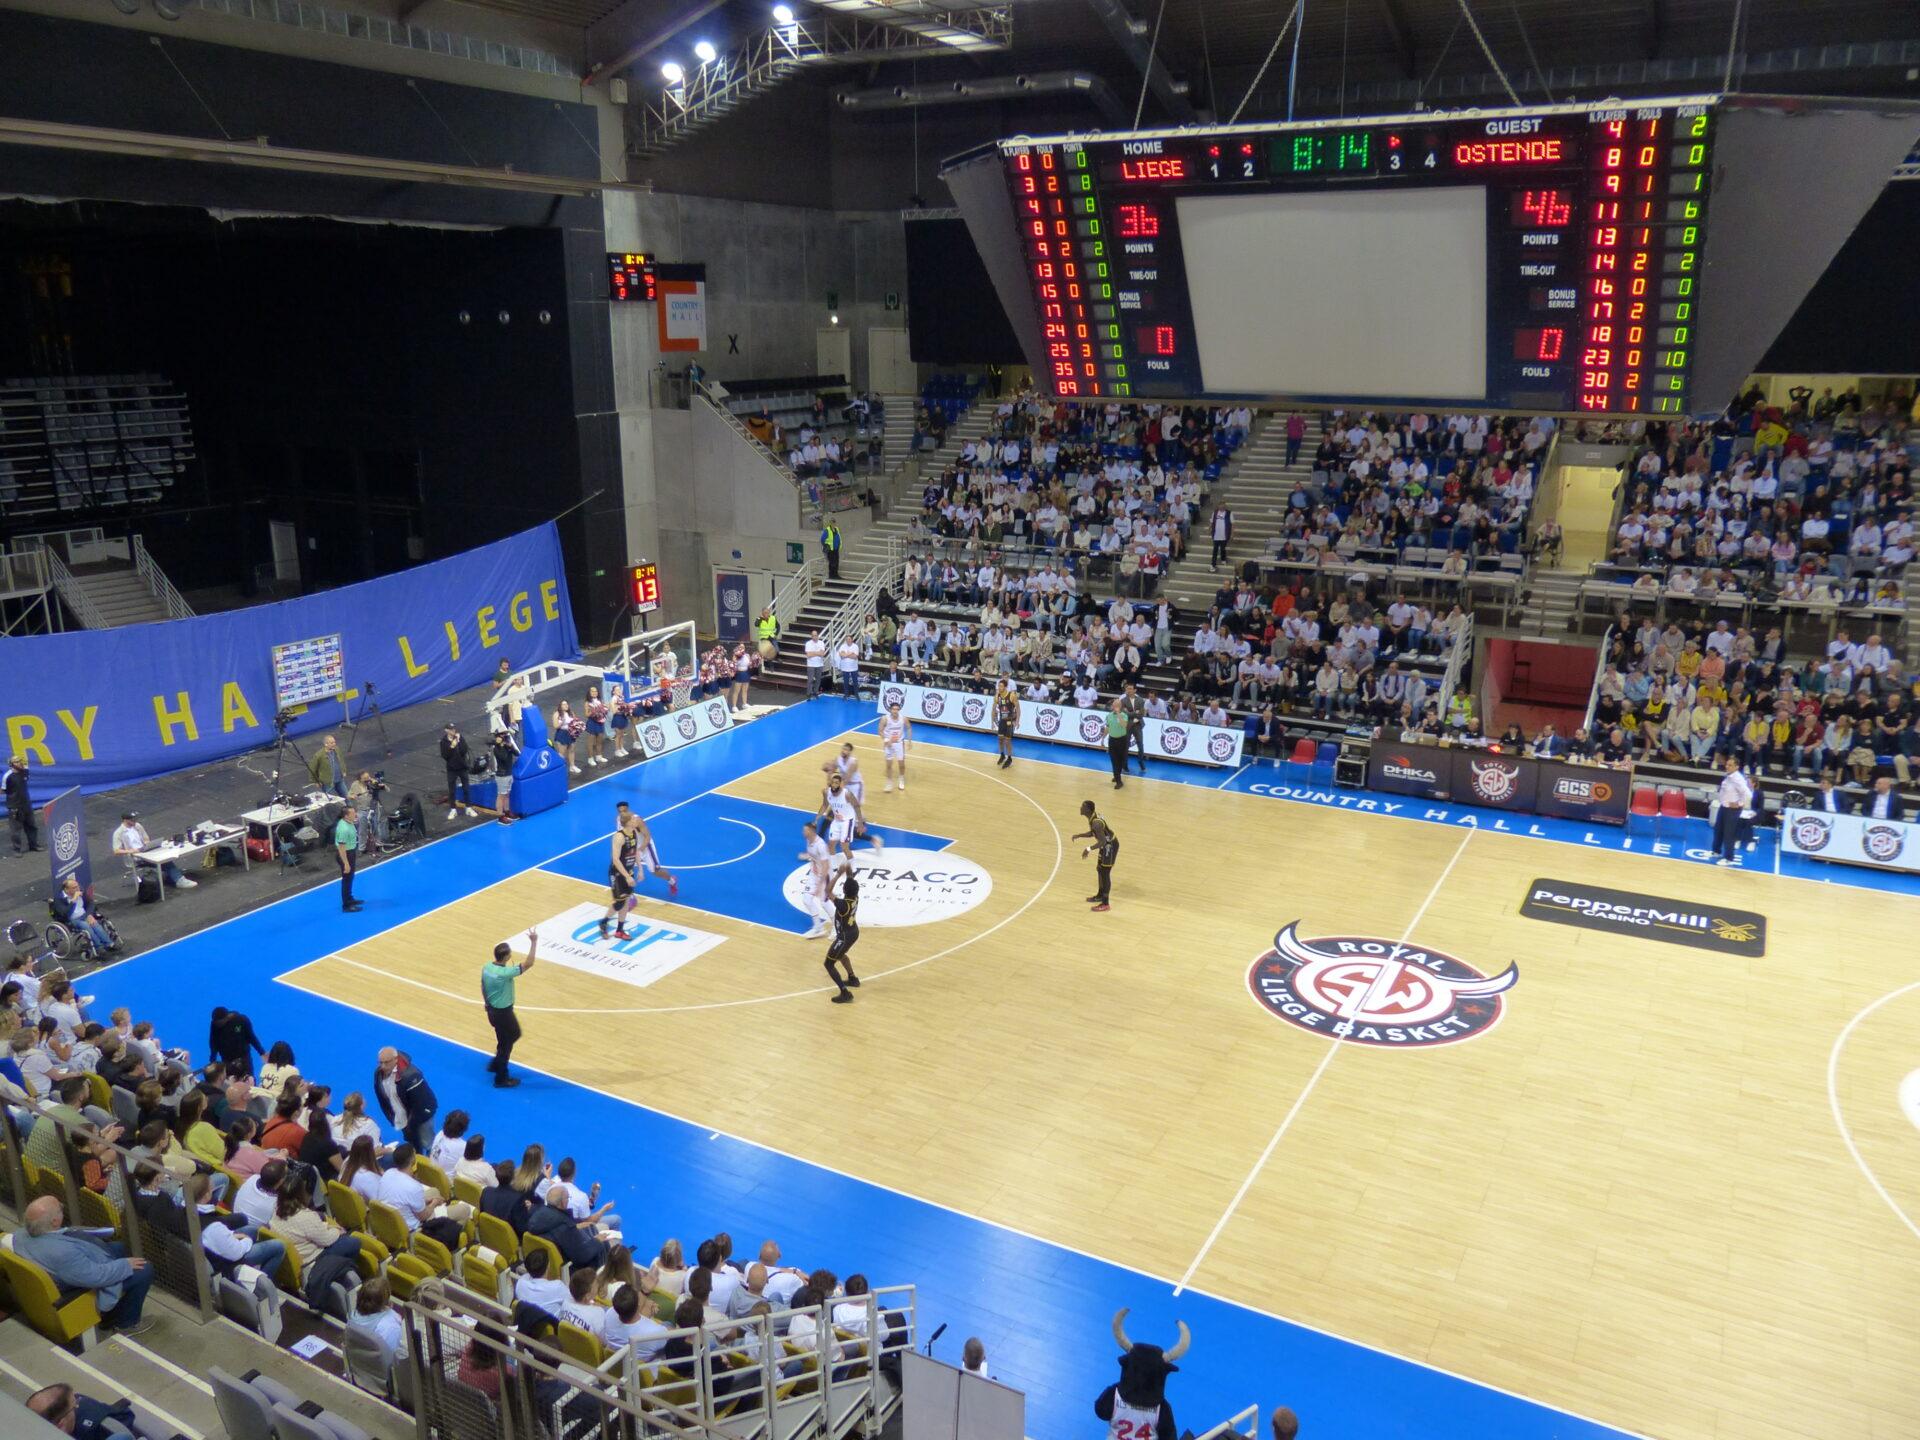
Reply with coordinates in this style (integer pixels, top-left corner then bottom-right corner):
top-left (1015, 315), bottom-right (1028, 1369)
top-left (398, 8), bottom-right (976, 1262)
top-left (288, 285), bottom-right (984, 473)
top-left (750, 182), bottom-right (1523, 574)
top-left (40, 900), bottom-right (120, 964)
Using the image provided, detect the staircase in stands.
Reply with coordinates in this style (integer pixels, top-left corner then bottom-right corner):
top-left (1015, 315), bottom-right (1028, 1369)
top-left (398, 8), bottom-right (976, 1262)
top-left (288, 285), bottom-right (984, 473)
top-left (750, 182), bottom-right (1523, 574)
top-left (760, 403), bottom-right (995, 690)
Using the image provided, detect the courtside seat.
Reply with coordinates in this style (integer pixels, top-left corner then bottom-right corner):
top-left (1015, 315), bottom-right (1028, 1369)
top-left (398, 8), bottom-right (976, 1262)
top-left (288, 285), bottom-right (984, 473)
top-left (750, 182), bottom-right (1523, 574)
top-left (1288, 737), bottom-right (1317, 767)
top-left (1658, 788), bottom-right (1689, 828)
top-left (1628, 787), bottom-right (1659, 832)
top-left (0, 1245), bottom-right (101, 1348)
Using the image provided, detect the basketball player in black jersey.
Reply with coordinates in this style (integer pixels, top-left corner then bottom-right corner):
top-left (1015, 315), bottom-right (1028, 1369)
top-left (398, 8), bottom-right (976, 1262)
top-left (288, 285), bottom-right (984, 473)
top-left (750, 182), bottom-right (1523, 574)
top-left (993, 679), bottom-right (1018, 768)
top-left (824, 872), bottom-right (862, 1003)
top-left (601, 809), bottom-right (677, 939)
top-left (1071, 799), bottom-right (1119, 912)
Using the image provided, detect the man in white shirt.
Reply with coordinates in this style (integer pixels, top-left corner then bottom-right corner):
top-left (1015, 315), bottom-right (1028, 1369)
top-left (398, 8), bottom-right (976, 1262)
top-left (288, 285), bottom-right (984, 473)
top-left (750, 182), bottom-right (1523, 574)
top-left (836, 638), bottom-right (862, 698)
top-left (804, 632), bottom-right (828, 697)
top-left (514, 1248), bottom-right (570, 1315)
top-left (376, 1150), bottom-right (432, 1231)
top-left (606, 1285), bottom-right (669, 1359)
top-left (1865, 777), bottom-right (1905, 822)
top-left (112, 812), bottom-right (196, 890)
top-left (1712, 757), bottom-right (1753, 866)
top-left (562, 1268), bottom-right (613, 1341)
top-left (231, 1164), bottom-right (285, 1229)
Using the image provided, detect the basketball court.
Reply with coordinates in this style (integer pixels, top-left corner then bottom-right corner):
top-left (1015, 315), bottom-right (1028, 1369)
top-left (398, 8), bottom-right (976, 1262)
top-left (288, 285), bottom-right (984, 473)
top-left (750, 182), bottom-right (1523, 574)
top-left (90, 697), bottom-right (1920, 1440)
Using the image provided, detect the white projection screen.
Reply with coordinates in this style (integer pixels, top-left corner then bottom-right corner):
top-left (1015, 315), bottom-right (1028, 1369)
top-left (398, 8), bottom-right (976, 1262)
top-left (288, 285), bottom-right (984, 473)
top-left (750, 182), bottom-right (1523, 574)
top-left (1176, 187), bottom-right (1488, 400)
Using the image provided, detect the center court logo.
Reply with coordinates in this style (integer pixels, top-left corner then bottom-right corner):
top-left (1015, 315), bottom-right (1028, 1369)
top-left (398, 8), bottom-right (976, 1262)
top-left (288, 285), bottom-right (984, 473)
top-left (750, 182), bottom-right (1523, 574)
top-left (1247, 921), bottom-right (1517, 1047)
top-left (781, 846), bottom-right (993, 927)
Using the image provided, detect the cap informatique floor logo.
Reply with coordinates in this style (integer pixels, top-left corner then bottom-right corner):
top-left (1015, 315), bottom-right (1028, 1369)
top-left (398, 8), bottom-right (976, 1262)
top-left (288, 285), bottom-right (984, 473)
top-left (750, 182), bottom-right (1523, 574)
top-left (1247, 922), bottom-right (1517, 1047)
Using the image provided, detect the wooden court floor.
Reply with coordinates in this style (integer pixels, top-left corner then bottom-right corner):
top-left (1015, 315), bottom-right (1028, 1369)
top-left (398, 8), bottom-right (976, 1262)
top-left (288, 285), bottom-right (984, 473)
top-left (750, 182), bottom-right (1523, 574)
top-left (284, 734), bottom-right (1920, 1440)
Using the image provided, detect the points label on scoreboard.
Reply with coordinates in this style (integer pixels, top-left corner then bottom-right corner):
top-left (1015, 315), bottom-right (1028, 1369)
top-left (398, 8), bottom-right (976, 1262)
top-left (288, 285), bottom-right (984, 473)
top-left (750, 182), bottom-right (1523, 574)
top-left (1000, 100), bottom-right (1711, 414)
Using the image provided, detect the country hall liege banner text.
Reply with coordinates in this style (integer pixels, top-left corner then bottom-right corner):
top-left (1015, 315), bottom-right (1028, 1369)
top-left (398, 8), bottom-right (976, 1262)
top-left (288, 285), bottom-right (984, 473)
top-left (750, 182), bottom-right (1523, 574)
top-left (0, 523), bottom-right (579, 799)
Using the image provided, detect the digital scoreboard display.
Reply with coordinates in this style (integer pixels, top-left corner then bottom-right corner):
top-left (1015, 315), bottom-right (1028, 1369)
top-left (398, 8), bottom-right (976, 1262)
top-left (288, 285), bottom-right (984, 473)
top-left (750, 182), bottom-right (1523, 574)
top-left (607, 252), bottom-right (657, 302)
top-left (999, 99), bottom-right (1715, 415)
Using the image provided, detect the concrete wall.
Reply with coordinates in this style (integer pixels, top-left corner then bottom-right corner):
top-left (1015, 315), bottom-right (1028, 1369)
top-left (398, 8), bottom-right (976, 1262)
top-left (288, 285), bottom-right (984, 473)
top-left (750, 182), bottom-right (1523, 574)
top-left (604, 188), bottom-right (907, 393)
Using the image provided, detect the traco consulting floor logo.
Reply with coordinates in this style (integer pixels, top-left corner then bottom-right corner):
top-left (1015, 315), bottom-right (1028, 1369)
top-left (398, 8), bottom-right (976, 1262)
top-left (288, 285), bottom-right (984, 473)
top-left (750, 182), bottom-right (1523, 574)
top-left (1247, 922), bottom-right (1517, 1047)
top-left (782, 848), bottom-right (993, 927)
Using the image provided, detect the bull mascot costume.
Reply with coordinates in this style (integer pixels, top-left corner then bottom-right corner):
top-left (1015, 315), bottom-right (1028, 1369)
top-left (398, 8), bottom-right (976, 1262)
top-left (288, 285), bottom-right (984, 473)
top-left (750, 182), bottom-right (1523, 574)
top-left (1095, 1308), bottom-right (1190, 1440)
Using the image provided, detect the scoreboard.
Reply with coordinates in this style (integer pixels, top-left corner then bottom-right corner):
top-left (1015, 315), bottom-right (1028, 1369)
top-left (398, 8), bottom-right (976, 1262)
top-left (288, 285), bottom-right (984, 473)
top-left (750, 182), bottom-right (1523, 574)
top-left (997, 97), bottom-right (1717, 415)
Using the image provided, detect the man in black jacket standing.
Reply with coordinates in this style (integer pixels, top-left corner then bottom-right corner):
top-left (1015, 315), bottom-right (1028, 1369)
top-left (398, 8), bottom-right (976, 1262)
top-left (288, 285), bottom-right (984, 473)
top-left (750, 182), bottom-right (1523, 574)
top-left (5, 755), bottom-right (37, 854)
top-left (373, 1046), bottom-right (438, 1154)
top-left (440, 723), bottom-right (476, 822)
top-left (207, 1006), bottom-right (266, 1075)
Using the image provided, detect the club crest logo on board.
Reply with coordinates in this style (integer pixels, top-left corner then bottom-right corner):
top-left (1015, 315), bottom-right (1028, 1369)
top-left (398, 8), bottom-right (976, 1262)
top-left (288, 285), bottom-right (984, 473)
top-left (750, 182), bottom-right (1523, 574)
top-left (1079, 714), bottom-right (1107, 743)
top-left (641, 724), bottom-right (667, 754)
top-left (1035, 707), bottom-right (1062, 736)
top-left (1247, 922), bottom-right (1517, 1048)
top-left (1467, 757), bottom-right (1522, 804)
top-left (53, 820), bottom-right (82, 865)
top-left (1161, 724), bottom-right (1189, 754)
top-left (961, 697), bottom-right (988, 726)
top-left (1208, 732), bottom-right (1237, 761)
top-left (881, 685), bottom-right (906, 710)
top-left (1789, 813), bottom-right (1832, 852)
top-left (1864, 824), bottom-right (1905, 863)
top-left (676, 713), bottom-right (699, 740)
top-left (920, 693), bottom-right (946, 719)
top-left (706, 702), bottom-right (728, 728)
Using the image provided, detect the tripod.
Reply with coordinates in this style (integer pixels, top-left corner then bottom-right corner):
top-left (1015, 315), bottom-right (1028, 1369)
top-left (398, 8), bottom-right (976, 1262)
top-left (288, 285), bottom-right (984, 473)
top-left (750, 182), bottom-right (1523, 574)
top-left (268, 717), bottom-right (310, 798)
top-left (342, 680), bottom-right (394, 763)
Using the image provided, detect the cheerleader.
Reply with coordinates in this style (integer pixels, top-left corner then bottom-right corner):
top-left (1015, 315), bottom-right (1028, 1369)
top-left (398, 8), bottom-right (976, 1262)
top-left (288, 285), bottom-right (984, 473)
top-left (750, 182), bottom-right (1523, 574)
top-left (583, 685), bottom-right (609, 767)
top-left (728, 642), bottom-right (754, 712)
top-left (552, 700), bottom-right (584, 775)
top-left (608, 690), bottom-right (632, 758)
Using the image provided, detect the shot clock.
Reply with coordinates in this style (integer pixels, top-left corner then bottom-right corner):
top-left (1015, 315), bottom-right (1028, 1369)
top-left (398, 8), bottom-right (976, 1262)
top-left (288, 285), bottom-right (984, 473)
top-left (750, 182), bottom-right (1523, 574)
top-left (996, 97), bottom-right (1715, 414)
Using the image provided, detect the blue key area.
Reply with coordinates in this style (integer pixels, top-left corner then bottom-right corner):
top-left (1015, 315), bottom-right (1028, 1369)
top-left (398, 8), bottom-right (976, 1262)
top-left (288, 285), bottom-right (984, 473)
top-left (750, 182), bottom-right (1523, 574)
top-left (537, 790), bottom-right (955, 933)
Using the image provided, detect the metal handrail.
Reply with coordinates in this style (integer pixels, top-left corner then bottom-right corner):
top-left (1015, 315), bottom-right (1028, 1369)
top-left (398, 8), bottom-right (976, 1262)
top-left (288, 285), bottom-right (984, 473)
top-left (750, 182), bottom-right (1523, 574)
top-left (1435, 613), bottom-right (1475, 723)
top-left (695, 381), bottom-right (827, 531)
top-left (0, 548), bottom-right (50, 603)
top-left (1582, 621), bottom-right (1616, 735)
top-left (1193, 1405), bottom-right (1263, 1440)
top-left (770, 556), bottom-right (821, 632)
top-left (824, 560), bottom-right (903, 650)
top-left (132, 534), bottom-right (194, 620)
top-left (41, 545), bottom-right (110, 630)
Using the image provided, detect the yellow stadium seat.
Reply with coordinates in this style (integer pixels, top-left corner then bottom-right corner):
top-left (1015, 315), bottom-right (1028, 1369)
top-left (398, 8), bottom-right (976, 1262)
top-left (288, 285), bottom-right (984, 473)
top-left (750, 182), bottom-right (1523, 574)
top-left (520, 1232), bottom-right (563, 1282)
top-left (257, 1227), bottom-right (302, 1293)
top-left (384, 1252), bottom-right (436, 1301)
top-left (325, 1181), bottom-right (367, 1234)
top-left (649, 1288), bottom-right (677, 1322)
top-left (350, 1233), bottom-right (389, 1280)
top-left (460, 1248), bottom-right (508, 1303)
top-left (84, 1074), bottom-right (111, 1112)
top-left (474, 1213), bottom-right (519, 1265)
top-left (411, 1156), bottom-right (452, 1200)
top-left (0, 1248), bottom-right (100, 1348)
top-left (409, 1232), bottom-right (454, 1277)
top-left (74, 1188), bottom-right (122, 1240)
top-left (452, 1176), bottom-right (484, 1210)
top-left (557, 1320), bottom-right (608, 1370)
top-left (365, 1199), bottom-right (410, 1256)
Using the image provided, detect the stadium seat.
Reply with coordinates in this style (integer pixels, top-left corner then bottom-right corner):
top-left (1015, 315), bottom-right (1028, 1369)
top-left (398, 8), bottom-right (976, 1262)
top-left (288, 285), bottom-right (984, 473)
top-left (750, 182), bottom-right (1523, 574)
top-left (474, 1212), bottom-right (520, 1265)
top-left (1289, 737), bottom-right (1317, 767)
top-left (1627, 787), bottom-right (1659, 832)
top-left (383, 1252), bottom-right (436, 1300)
top-left (461, 1247), bottom-right (510, 1304)
top-left (410, 1231), bottom-right (454, 1277)
top-left (1658, 789), bottom-right (1689, 828)
top-left (558, 1319), bottom-right (610, 1369)
top-left (364, 1199), bottom-right (410, 1256)
top-left (209, 1368), bottom-right (277, 1440)
top-left (0, 1246), bottom-right (100, 1348)
top-left (1313, 741), bottom-right (1339, 780)
top-left (324, 1180), bottom-right (367, 1235)
top-left (340, 1322), bottom-right (395, 1400)
top-left (452, 1176), bottom-right (484, 1209)
top-left (521, 1231), bottom-right (564, 1281)
top-left (411, 1156), bottom-right (452, 1200)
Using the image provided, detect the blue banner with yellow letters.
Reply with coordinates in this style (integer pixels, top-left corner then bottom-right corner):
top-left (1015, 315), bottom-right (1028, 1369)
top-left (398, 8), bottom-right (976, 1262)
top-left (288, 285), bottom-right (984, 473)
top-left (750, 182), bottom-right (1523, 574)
top-left (0, 524), bottom-right (578, 798)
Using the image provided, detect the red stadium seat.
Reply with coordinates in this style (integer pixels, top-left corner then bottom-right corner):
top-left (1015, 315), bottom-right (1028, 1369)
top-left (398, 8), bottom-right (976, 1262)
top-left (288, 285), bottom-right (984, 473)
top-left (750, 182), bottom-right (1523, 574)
top-left (1628, 787), bottom-right (1658, 818)
top-left (1658, 788), bottom-right (1689, 821)
top-left (1289, 737), bottom-right (1318, 766)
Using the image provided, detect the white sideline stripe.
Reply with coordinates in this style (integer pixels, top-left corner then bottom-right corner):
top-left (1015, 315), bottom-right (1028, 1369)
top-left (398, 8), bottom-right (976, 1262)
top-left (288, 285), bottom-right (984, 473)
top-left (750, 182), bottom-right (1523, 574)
top-left (112, 1334), bottom-right (215, 1394)
top-left (1828, 977), bottom-right (1920, 1246)
top-left (1213, 762), bottom-right (1251, 789)
top-left (49, 1347), bottom-right (206, 1440)
top-left (299, 745), bottom-right (1063, 1014)
top-left (1172, 827), bottom-right (1477, 1297)
top-left (171, 706), bottom-right (1641, 1440)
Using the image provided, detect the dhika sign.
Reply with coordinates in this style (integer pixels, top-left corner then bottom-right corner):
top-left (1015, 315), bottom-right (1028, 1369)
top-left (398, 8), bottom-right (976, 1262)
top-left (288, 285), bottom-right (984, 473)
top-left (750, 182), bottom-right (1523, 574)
top-left (876, 683), bottom-right (1242, 767)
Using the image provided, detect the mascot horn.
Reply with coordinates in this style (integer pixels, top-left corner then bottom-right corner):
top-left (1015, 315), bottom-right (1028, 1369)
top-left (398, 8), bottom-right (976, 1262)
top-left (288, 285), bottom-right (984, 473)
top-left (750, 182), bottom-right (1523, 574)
top-left (1094, 1307), bottom-right (1191, 1440)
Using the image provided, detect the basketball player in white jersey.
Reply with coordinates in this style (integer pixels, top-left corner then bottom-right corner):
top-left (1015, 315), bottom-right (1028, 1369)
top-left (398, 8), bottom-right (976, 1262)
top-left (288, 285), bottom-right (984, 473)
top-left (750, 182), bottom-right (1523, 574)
top-left (818, 770), bottom-right (882, 866)
top-left (879, 702), bottom-right (912, 792)
top-left (825, 744), bottom-right (865, 808)
top-left (798, 821), bottom-right (837, 938)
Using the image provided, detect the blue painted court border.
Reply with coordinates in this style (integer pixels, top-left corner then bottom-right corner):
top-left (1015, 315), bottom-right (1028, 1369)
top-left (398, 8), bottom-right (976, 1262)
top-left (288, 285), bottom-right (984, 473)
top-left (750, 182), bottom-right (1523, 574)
top-left (82, 696), bottom-right (1703, 1440)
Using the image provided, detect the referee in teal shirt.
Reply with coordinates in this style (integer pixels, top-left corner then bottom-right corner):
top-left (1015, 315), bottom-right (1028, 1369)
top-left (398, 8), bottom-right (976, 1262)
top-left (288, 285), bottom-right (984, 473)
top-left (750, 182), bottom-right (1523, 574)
top-left (334, 804), bottom-right (363, 912)
top-left (481, 930), bottom-right (538, 1088)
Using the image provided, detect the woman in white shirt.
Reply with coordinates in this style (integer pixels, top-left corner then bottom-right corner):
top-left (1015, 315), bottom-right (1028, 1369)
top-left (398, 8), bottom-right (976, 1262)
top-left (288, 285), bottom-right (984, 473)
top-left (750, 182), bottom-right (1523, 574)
top-left (331, 1092), bottom-right (383, 1153)
top-left (430, 1111), bottom-right (471, 1177)
top-left (349, 1277), bottom-right (406, 1362)
top-left (341, 1135), bottom-right (385, 1204)
top-left (253, 1042), bottom-right (301, 1103)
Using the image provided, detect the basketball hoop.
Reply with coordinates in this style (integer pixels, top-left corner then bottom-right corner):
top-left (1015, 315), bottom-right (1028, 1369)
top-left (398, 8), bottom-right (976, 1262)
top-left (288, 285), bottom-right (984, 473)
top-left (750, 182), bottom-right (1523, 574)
top-left (669, 678), bottom-right (695, 709)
